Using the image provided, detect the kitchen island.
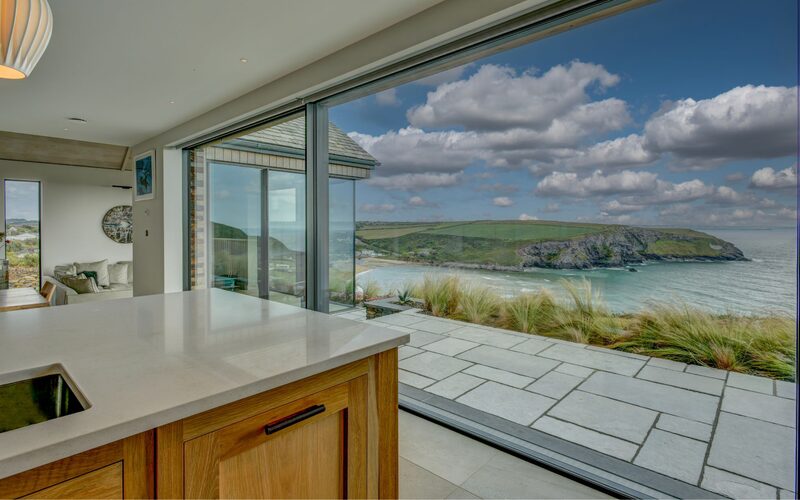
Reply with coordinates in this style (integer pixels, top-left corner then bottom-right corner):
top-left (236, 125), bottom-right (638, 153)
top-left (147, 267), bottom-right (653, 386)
top-left (0, 289), bottom-right (408, 498)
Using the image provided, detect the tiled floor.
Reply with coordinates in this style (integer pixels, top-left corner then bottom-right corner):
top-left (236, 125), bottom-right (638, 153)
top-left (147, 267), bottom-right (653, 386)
top-left (339, 307), bottom-right (798, 498)
top-left (400, 411), bottom-right (609, 499)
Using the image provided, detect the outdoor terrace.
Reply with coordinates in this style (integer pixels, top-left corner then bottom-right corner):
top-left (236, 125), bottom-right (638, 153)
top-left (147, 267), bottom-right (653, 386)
top-left (336, 307), bottom-right (797, 499)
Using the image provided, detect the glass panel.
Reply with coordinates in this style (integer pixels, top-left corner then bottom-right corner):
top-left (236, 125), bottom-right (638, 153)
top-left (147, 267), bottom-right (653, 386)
top-left (188, 113), bottom-right (306, 306)
top-left (3, 180), bottom-right (41, 290)
top-left (268, 170), bottom-right (306, 306)
top-left (329, 177), bottom-right (355, 311)
top-left (208, 162), bottom-right (262, 295)
top-left (326, 0), bottom-right (798, 496)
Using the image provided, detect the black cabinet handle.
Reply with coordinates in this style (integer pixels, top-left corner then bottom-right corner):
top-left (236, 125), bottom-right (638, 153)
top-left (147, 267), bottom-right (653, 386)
top-left (264, 404), bottom-right (326, 435)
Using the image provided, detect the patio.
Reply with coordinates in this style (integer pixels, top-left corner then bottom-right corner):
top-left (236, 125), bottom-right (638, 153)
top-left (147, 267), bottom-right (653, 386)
top-left (336, 307), bottom-right (797, 499)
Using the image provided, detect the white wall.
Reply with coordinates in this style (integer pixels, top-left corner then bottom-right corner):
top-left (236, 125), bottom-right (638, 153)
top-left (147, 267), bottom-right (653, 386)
top-left (0, 159), bottom-right (133, 277)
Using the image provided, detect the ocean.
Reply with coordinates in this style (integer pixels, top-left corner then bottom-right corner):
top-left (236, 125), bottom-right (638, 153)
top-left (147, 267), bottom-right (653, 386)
top-left (356, 228), bottom-right (797, 316)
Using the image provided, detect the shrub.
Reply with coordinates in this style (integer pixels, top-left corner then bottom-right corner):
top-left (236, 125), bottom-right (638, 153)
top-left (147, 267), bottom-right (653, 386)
top-left (458, 286), bottom-right (500, 325)
top-left (420, 274), bottom-right (461, 317)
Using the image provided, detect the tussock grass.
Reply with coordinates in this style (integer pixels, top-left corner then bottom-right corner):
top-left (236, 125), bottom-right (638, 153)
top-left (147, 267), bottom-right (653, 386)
top-left (458, 286), bottom-right (500, 325)
top-left (421, 274), bottom-right (462, 317)
top-left (406, 275), bottom-right (795, 381)
top-left (361, 280), bottom-right (383, 302)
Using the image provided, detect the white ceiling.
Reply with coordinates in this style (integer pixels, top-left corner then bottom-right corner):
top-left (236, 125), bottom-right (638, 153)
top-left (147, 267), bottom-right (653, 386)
top-left (0, 0), bottom-right (442, 146)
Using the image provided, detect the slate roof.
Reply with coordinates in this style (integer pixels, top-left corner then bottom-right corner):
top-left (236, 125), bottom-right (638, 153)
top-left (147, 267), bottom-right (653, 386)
top-left (238, 116), bottom-right (377, 166)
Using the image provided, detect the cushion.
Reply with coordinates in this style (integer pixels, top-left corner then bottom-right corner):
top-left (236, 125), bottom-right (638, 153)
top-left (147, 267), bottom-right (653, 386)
top-left (75, 259), bottom-right (110, 287)
top-left (108, 263), bottom-right (129, 284)
top-left (117, 261), bottom-right (133, 284)
top-left (60, 275), bottom-right (98, 294)
top-left (53, 264), bottom-right (76, 281)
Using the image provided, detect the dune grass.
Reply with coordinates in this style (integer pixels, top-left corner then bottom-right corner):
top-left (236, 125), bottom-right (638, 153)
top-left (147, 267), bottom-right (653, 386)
top-left (363, 274), bottom-right (795, 381)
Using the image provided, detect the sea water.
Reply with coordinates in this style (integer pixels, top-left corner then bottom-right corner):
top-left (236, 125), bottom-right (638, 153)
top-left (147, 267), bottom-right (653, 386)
top-left (356, 228), bottom-right (797, 316)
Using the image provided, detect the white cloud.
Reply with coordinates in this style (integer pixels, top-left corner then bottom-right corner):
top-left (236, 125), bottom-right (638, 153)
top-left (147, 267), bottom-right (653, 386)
top-left (360, 203), bottom-right (396, 213)
top-left (725, 172), bottom-right (745, 182)
top-left (642, 179), bottom-right (714, 204)
top-left (407, 196), bottom-right (429, 207)
top-left (777, 207), bottom-right (798, 219)
top-left (643, 85), bottom-right (798, 165)
top-left (408, 62), bottom-right (623, 132)
top-left (536, 170), bottom-right (658, 197)
top-left (601, 200), bottom-right (646, 214)
top-left (750, 165), bottom-right (797, 189)
top-left (553, 134), bottom-right (658, 171)
top-left (349, 128), bottom-right (476, 175)
top-left (493, 196), bottom-right (514, 207)
top-left (367, 172), bottom-right (463, 191)
top-left (375, 88), bottom-right (400, 106)
top-left (518, 213), bottom-right (539, 221)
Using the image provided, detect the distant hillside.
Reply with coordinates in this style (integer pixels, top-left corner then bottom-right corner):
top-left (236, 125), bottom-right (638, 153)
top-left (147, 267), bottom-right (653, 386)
top-left (356, 220), bottom-right (747, 270)
top-left (211, 222), bottom-right (297, 259)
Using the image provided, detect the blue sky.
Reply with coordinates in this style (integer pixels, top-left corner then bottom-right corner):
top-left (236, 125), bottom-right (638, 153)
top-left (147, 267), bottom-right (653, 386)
top-left (330, 0), bottom-right (798, 228)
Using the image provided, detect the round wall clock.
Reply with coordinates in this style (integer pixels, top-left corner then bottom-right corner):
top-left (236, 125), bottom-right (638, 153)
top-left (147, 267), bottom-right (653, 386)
top-left (102, 205), bottom-right (133, 244)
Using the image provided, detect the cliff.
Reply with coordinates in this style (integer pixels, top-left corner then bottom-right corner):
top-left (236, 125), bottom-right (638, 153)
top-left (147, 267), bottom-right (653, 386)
top-left (516, 226), bottom-right (747, 269)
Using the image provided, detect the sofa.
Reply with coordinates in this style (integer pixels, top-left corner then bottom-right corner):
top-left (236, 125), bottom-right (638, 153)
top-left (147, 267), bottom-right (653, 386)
top-left (43, 260), bottom-right (133, 305)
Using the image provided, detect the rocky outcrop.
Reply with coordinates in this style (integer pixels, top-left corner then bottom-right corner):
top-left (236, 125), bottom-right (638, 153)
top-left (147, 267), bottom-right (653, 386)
top-left (516, 227), bottom-right (747, 270)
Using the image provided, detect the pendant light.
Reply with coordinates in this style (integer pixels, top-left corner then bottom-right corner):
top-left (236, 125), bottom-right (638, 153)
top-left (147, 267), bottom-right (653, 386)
top-left (0, 0), bottom-right (53, 80)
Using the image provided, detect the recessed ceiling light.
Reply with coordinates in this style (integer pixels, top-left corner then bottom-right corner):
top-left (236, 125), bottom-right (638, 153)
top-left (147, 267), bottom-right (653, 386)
top-left (240, 58), bottom-right (248, 63)
top-left (66, 117), bottom-right (88, 124)
top-left (169, 100), bottom-right (175, 104)
top-left (63, 127), bottom-right (69, 131)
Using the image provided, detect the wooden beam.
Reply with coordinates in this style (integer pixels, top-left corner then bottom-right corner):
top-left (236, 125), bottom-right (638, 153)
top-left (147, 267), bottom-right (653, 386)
top-left (0, 131), bottom-right (129, 170)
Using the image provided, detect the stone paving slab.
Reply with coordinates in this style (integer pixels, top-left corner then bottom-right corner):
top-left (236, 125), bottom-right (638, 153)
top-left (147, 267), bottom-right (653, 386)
top-left (532, 416), bottom-right (639, 461)
top-left (407, 331), bottom-right (446, 347)
top-left (655, 414), bottom-right (712, 442)
top-left (424, 337), bottom-right (481, 356)
top-left (775, 380), bottom-right (796, 399)
top-left (399, 345), bottom-right (423, 360)
top-left (412, 318), bottom-right (463, 334)
top-left (633, 429), bottom-right (707, 484)
top-left (554, 363), bottom-right (594, 378)
top-left (636, 365), bottom-right (724, 395)
top-left (456, 381), bottom-right (556, 425)
top-left (400, 369), bottom-right (435, 389)
top-left (685, 364), bottom-right (728, 380)
top-left (708, 412), bottom-right (796, 490)
top-left (374, 313), bottom-right (426, 327)
top-left (458, 345), bottom-right (559, 379)
top-left (548, 391), bottom-right (657, 443)
top-left (400, 351), bottom-right (473, 380)
top-left (426, 373), bottom-right (486, 399)
top-left (701, 466), bottom-right (778, 499)
top-left (510, 338), bottom-right (553, 356)
top-left (537, 343), bottom-right (645, 376)
top-left (446, 325), bottom-right (527, 349)
top-left (580, 371), bottom-right (720, 424)
top-left (721, 386), bottom-right (795, 427)
top-left (726, 372), bottom-right (774, 394)
top-left (646, 357), bottom-right (687, 372)
top-left (463, 364), bottom-right (533, 389)
top-left (525, 371), bottom-right (583, 399)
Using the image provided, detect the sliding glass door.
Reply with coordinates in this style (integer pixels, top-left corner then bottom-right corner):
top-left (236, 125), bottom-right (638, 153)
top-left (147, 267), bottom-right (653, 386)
top-left (188, 112), bottom-right (307, 306)
top-left (3, 180), bottom-right (41, 290)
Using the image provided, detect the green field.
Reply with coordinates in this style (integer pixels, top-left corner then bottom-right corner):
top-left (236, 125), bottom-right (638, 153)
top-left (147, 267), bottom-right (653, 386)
top-left (357, 220), bottom-right (606, 242)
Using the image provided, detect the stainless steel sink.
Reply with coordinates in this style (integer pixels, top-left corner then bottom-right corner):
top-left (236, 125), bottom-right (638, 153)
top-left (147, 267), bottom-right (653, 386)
top-left (0, 364), bottom-right (89, 433)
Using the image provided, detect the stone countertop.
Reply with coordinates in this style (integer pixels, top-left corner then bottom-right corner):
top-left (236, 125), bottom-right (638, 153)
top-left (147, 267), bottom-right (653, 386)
top-left (0, 289), bottom-right (408, 479)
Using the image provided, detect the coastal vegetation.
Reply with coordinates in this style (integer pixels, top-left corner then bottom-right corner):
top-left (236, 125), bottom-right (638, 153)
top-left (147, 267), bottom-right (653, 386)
top-left (370, 275), bottom-right (796, 381)
top-left (356, 220), bottom-right (747, 270)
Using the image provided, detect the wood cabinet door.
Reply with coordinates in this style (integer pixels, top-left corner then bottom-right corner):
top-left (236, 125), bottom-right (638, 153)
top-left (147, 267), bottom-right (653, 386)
top-left (184, 377), bottom-right (368, 499)
top-left (20, 463), bottom-right (122, 499)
